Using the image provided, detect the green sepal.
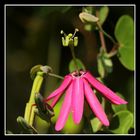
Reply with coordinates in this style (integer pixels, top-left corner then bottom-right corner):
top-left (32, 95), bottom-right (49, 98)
top-left (17, 116), bottom-right (38, 134)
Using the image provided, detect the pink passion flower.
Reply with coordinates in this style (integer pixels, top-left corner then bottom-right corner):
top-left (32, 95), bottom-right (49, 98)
top-left (44, 70), bottom-right (127, 131)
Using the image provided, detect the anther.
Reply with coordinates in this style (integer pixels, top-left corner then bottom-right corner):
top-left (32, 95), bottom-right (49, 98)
top-left (71, 28), bottom-right (79, 39)
top-left (60, 30), bottom-right (67, 37)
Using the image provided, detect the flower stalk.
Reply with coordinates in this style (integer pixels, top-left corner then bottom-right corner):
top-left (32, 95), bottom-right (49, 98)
top-left (96, 21), bottom-right (117, 45)
top-left (61, 29), bottom-right (80, 75)
top-left (69, 43), bottom-right (80, 75)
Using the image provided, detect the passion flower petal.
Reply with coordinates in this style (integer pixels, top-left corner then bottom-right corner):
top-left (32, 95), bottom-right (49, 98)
top-left (44, 75), bottom-right (72, 102)
top-left (84, 71), bottom-right (128, 105)
top-left (55, 83), bottom-right (73, 131)
top-left (83, 79), bottom-right (109, 126)
top-left (72, 77), bottom-right (84, 124)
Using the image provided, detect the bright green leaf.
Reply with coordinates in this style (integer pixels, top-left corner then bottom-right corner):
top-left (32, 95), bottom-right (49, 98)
top-left (90, 117), bottom-right (102, 133)
top-left (115, 15), bottom-right (134, 45)
top-left (110, 110), bottom-right (133, 134)
top-left (115, 15), bottom-right (134, 70)
top-left (69, 58), bottom-right (86, 73)
top-left (111, 93), bottom-right (127, 113)
top-left (99, 6), bottom-right (109, 25)
top-left (118, 46), bottom-right (134, 71)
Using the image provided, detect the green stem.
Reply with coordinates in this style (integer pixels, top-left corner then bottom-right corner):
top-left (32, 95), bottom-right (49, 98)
top-left (48, 73), bottom-right (64, 80)
top-left (69, 44), bottom-right (80, 74)
top-left (96, 11), bottom-right (107, 52)
top-left (97, 22), bottom-right (117, 45)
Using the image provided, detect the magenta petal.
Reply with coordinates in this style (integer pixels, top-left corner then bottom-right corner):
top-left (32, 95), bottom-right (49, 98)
top-left (50, 93), bottom-right (63, 108)
top-left (84, 72), bottom-right (128, 105)
top-left (72, 77), bottom-right (84, 124)
top-left (44, 75), bottom-right (72, 102)
top-left (83, 79), bottom-right (109, 126)
top-left (55, 83), bottom-right (73, 131)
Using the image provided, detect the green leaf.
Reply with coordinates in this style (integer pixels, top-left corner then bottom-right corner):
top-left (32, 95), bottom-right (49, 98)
top-left (110, 110), bottom-right (133, 134)
top-left (115, 15), bottom-right (134, 45)
top-left (69, 58), bottom-right (86, 73)
top-left (90, 117), bottom-right (102, 133)
top-left (115, 15), bottom-right (134, 70)
top-left (111, 93), bottom-right (127, 113)
top-left (99, 6), bottom-right (109, 25)
top-left (118, 46), bottom-right (134, 71)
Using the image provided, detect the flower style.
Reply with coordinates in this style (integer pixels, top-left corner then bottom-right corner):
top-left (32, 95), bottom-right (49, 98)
top-left (44, 70), bottom-right (127, 131)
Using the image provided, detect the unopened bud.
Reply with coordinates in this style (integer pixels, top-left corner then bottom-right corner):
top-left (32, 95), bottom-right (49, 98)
top-left (79, 12), bottom-right (99, 23)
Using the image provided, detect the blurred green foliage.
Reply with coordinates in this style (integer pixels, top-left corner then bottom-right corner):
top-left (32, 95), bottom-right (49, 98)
top-left (6, 5), bottom-right (135, 134)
